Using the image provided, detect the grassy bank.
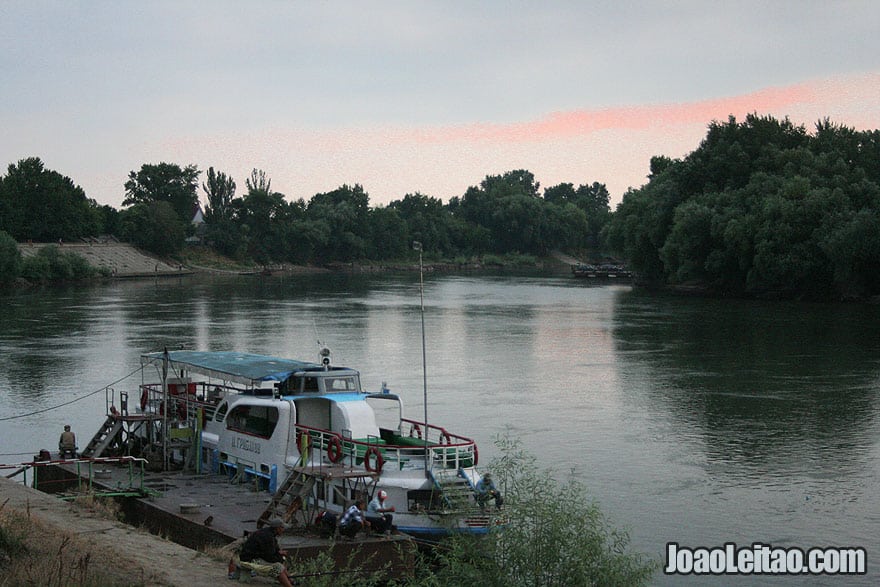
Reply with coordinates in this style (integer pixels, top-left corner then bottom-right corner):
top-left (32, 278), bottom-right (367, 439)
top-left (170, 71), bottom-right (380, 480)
top-left (0, 496), bottom-right (160, 586)
top-left (176, 246), bottom-right (555, 275)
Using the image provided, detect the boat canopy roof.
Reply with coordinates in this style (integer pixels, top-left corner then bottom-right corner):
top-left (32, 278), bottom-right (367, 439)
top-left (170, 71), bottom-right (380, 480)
top-left (141, 351), bottom-right (324, 386)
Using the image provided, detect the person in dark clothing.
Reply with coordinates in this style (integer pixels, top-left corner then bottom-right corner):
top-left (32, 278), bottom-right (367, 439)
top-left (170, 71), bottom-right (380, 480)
top-left (58, 425), bottom-right (76, 458)
top-left (237, 518), bottom-right (293, 587)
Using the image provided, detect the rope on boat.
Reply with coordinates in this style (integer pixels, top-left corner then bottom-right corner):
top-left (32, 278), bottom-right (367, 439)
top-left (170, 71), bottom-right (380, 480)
top-left (0, 364), bottom-right (145, 422)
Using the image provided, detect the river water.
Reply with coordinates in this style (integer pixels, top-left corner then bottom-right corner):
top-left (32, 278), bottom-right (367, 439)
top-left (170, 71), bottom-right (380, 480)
top-left (1, 272), bottom-right (878, 585)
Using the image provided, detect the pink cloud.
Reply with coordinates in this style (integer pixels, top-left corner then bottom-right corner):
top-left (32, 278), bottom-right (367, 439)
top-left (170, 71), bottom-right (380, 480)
top-left (408, 74), bottom-right (879, 144)
top-left (155, 73), bottom-right (880, 208)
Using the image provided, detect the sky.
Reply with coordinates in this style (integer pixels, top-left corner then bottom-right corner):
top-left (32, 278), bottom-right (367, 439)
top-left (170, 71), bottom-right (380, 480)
top-left (2, 1), bottom-right (879, 210)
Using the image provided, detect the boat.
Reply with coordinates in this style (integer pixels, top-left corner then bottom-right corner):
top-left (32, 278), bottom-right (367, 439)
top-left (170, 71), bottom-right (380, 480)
top-left (571, 262), bottom-right (633, 278)
top-left (90, 348), bottom-right (498, 540)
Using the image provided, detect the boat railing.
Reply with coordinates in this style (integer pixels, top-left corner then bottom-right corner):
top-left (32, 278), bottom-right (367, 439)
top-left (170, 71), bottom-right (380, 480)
top-left (1, 456), bottom-right (153, 496)
top-left (137, 382), bottom-right (239, 422)
top-left (401, 418), bottom-right (479, 469)
top-left (294, 420), bottom-right (477, 472)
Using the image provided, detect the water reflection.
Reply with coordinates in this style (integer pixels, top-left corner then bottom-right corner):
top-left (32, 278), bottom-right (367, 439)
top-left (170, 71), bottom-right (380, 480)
top-left (612, 289), bottom-right (880, 478)
top-left (3, 274), bottom-right (879, 584)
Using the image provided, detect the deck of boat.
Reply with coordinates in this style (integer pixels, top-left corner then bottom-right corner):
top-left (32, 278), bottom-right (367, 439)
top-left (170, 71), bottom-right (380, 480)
top-left (33, 459), bottom-right (415, 579)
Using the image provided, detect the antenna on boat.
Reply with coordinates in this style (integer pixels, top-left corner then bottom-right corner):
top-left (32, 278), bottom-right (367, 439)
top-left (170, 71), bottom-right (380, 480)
top-left (162, 347), bottom-right (170, 472)
top-left (314, 321), bottom-right (332, 369)
top-left (413, 241), bottom-right (429, 475)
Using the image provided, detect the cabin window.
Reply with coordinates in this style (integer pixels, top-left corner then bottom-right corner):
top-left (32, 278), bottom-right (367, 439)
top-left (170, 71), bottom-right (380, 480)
top-left (214, 402), bottom-right (228, 422)
top-left (226, 404), bottom-right (279, 438)
top-left (324, 376), bottom-right (358, 392)
top-left (303, 377), bottom-right (319, 392)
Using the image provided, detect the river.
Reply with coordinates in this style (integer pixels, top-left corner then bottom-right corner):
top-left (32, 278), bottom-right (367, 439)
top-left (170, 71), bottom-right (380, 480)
top-left (1, 272), bottom-right (878, 585)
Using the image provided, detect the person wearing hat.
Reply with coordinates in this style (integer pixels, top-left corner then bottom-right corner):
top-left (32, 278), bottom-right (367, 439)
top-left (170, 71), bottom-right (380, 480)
top-left (236, 518), bottom-right (293, 587)
top-left (475, 472), bottom-right (503, 510)
top-left (367, 489), bottom-right (396, 535)
top-left (58, 425), bottom-right (76, 459)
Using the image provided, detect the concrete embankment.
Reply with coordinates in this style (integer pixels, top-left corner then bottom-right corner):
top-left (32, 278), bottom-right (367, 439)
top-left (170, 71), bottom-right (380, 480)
top-left (18, 242), bottom-right (189, 277)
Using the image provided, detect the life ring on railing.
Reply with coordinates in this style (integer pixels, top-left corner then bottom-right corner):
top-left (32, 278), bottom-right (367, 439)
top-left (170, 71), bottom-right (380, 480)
top-left (327, 436), bottom-right (342, 463)
top-left (410, 423), bottom-right (422, 439)
top-left (473, 445), bottom-right (479, 466)
top-left (439, 431), bottom-right (451, 445)
top-left (364, 446), bottom-right (384, 474)
top-left (140, 388), bottom-right (148, 411)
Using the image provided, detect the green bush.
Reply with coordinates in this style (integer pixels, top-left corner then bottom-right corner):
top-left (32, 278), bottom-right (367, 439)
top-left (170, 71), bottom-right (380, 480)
top-left (18, 245), bottom-right (96, 282)
top-left (425, 435), bottom-right (656, 587)
top-left (20, 252), bottom-right (52, 281)
top-left (0, 230), bottom-right (22, 283)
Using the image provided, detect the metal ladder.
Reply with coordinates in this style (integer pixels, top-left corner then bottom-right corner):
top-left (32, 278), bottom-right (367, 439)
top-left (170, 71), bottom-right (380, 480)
top-left (257, 470), bottom-right (317, 528)
top-left (80, 416), bottom-right (123, 458)
top-left (428, 468), bottom-right (476, 511)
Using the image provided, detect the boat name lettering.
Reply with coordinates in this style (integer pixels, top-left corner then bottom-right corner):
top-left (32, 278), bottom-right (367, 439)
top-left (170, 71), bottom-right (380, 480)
top-left (235, 437), bottom-right (261, 454)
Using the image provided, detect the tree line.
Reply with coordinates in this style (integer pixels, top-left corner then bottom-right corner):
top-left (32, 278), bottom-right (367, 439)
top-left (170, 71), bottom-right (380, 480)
top-left (0, 159), bottom-right (611, 268)
top-left (3, 113), bottom-right (879, 299)
top-left (603, 114), bottom-right (880, 299)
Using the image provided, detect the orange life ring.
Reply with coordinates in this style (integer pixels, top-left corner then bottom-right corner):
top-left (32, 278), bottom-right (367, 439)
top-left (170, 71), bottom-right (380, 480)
top-left (327, 436), bottom-right (342, 463)
top-left (364, 446), bottom-right (384, 474)
top-left (140, 388), bottom-right (148, 411)
top-left (439, 431), bottom-right (451, 444)
top-left (410, 423), bottom-right (422, 439)
top-left (473, 445), bottom-right (479, 466)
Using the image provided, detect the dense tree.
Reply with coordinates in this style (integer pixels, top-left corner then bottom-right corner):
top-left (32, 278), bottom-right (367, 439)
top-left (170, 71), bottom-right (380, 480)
top-left (0, 157), bottom-right (101, 241)
top-left (202, 167), bottom-right (236, 223)
top-left (123, 162), bottom-right (200, 225)
top-left (95, 204), bottom-right (122, 236)
top-left (451, 170), bottom-right (549, 254)
top-left (604, 114), bottom-right (880, 298)
top-left (306, 184), bottom-right (371, 261)
top-left (232, 169), bottom-right (294, 264)
top-left (544, 181), bottom-right (610, 248)
top-left (119, 201), bottom-right (186, 257)
top-left (389, 193), bottom-right (453, 255)
top-left (366, 205), bottom-right (409, 260)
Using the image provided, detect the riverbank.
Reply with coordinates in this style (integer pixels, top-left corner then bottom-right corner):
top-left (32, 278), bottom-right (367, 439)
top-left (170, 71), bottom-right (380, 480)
top-left (0, 477), bottom-right (227, 586)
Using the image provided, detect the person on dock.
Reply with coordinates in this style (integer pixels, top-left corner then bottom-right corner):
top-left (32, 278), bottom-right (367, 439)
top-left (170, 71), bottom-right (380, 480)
top-left (58, 425), bottom-right (76, 458)
top-left (366, 490), bottom-right (395, 535)
top-left (314, 510), bottom-right (337, 538)
top-left (235, 518), bottom-right (293, 587)
top-left (476, 473), bottom-right (504, 510)
top-left (338, 499), bottom-right (369, 539)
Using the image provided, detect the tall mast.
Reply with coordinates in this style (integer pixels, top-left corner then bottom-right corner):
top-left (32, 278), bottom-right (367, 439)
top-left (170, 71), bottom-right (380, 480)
top-left (414, 241), bottom-right (429, 475)
top-left (162, 347), bottom-right (169, 471)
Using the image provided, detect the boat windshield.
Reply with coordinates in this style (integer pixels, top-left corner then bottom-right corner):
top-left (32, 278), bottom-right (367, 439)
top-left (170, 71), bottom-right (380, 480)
top-left (288, 372), bottom-right (362, 394)
top-left (323, 376), bottom-right (359, 392)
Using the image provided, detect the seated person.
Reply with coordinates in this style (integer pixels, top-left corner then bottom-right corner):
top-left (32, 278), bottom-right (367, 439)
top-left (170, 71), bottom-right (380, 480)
top-left (475, 472), bottom-right (504, 510)
top-left (235, 518), bottom-right (293, 587)
top-left (314, 510), bottom-right (337, 538)
top-left (338, 499), bottom-right (370, 538)
top-left (366, 490), bottom-right (395, 534)
top-left (58, 425), bottom-right (76, 458)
